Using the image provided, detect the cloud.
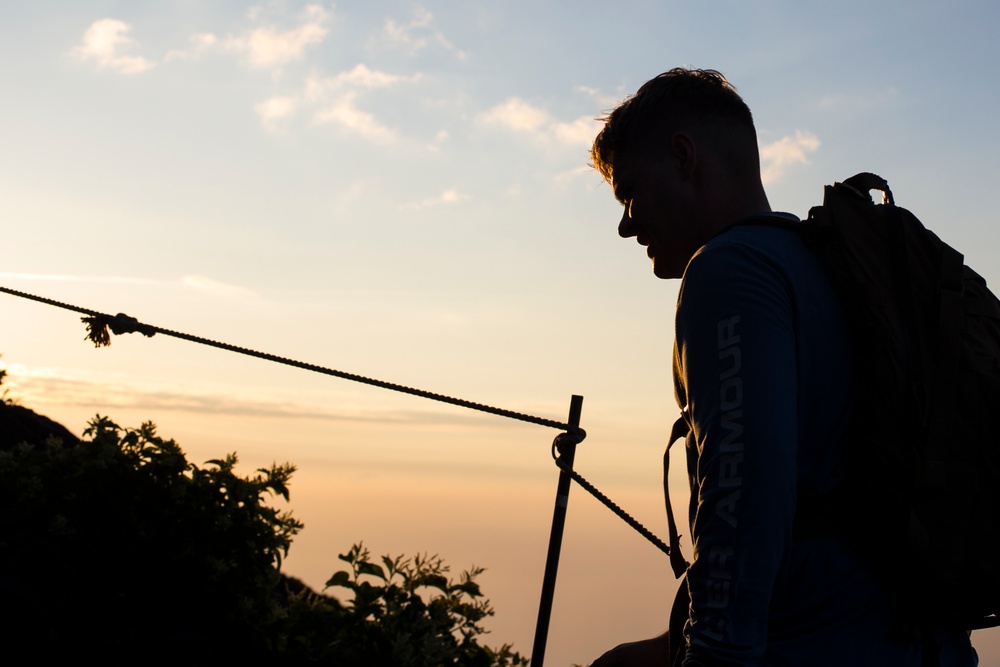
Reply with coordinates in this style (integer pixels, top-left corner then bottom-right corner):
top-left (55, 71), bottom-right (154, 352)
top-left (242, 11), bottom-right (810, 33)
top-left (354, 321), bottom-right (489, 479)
top-left (164, 32), bottom-right (219, 62)
top-left (68, 8), bottom-right (429, 146)
top-left (552, 116), bottom-right (602, 147)
top-left (309, 63), bottom-right (418, 94)
top-left (257, 96), bottom-right (298, 118)
top-left (576, 85), bottom-right (623, 110)
top-left (90, 5), bottom-right (330, 71)
top-left (256, 95), bottom-right (299, 132)
top-left (760, 130), bottom-right (821, 184)
top-left (70, 18), bottom-right (156, 74)
top-left (480, 97), bottom-right (550, 132)
top-left (380, 5), bottom-right (467, 60)
top-left (256, 64), bottom-right (420, 136)
top-left (426, 129), bottom-right (449, 152)
top-left (400, 188), bottom-right (468, 210)
top-left (258, 64), bottom-right (421, 141)
top-left (479, 97), bottom-right (602, 150)
top-left (223, 3), bottom-right (330, 70)
top-left (8, 366), bottom-right (506, 429)
top-left (313, 91), bottom-right (397, 143)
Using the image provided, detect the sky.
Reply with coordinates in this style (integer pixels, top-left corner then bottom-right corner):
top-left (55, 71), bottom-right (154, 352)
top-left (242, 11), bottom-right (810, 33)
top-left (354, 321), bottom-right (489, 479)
top-left (3, 1), bottom-right (1000, 664)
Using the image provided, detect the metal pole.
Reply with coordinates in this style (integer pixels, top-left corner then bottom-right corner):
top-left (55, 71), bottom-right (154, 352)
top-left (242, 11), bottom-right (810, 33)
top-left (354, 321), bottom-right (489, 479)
top-left (531, 394), bottom-right (584, 667)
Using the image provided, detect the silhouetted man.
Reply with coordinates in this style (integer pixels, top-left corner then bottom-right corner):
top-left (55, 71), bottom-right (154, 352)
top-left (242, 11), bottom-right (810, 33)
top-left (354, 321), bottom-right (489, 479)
top-left (588, 68), bottom-right (977, 667)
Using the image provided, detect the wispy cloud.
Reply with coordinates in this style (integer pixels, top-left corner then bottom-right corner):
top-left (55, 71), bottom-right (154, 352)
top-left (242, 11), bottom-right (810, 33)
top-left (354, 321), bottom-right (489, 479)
top-left (255, 95), bottom-right (299, 133)
top-left (70, 18), bottom-right (156, 74)
top-left (72, 4), bottom-right (330, 74)
top-left (552, 116), bottom-right (602, 147)
top-left (223, 4), bottom-right (330, 70)
top-left (760, 130), bottom-right (821, 184)
top-left (8, 366), bottom-right (510, 429)
top-left (576, 85), bottom-right (624, 110)
top-left (322, 63), bottom-right (417, 89)
top-left (479, 97), bottom-right (602, 150)
top-left (427, 129), bottom-right (450, 152)
top-left (400, 188), bottom-right (468, 210)
top-left (379, 5), bottom-right (467, 60)
top-left (480, 97), bottom-right (550, 132)
top-left (259, 64), bottom-right (421, 141)
top-left (163, 33), bottom-right (218, 62)
top-left (69, 8), bottom-right (426, 145)
top-left (313, 91), bottom-right (398, 143)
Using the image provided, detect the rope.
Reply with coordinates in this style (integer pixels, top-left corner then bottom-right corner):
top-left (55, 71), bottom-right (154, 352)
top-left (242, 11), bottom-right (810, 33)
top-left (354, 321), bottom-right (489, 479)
top-left (3, 284), bottom-right (676, 557)
top-left (554, 456), bottom-right (672, 556)
top-left (0, 285), bottom-right (577, 432)
top-left (551, 432), bottom-right (672, 557)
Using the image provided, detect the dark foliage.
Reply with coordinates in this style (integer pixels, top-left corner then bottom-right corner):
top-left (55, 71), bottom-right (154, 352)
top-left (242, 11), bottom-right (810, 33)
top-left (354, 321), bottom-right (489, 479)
top-left (0, 401), bottom-right (80, 451)
top-left (0, 375), bottom-right (527, 665)
top-left (317, 544), bottom-right (528, 666)
top-left (0, 415), bottom-right (301, 664)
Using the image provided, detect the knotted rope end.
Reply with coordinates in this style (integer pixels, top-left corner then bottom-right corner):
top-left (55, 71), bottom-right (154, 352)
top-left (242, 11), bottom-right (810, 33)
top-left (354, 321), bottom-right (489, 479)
top-left (552, 427), bottom-right (587, 458)
top-left (81, 313), bottom-right (156, 348)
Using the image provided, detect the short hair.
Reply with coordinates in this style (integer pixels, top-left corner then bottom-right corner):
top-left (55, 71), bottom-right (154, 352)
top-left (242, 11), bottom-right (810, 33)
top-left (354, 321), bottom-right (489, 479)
top-left (591, 68), bottom-right (758, 186)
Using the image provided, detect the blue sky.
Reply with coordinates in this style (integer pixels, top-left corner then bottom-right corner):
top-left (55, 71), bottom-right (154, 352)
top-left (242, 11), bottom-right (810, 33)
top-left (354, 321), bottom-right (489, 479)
top-left (3, 2), bottom-right (1000, 664)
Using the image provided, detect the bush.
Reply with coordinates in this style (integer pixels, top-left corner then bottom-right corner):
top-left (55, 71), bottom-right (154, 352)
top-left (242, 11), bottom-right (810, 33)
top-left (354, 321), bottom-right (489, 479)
top-left (0, 415), bottom-right (301, 663)
top-left (318, 543), bottom-right (528, 667)
top-left (0, 404), bottom-right (527, 665)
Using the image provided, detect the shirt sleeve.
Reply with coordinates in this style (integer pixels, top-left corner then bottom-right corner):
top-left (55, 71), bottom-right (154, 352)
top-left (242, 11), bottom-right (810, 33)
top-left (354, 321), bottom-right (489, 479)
top-left (674, 239), bottom-right (799, 667)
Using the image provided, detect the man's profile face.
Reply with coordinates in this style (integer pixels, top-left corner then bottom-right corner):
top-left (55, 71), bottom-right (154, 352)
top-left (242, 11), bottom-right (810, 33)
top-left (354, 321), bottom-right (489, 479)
top-left (612, 151), bottom-right (695, 280)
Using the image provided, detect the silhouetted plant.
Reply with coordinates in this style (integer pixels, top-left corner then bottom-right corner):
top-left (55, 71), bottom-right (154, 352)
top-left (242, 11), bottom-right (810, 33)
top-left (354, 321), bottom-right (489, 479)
top-left (320, 543), bottom-right (529, 666)
top-left (0, 403), bottom-right (529, 665)
top-left (0, 355), bottom-right (13, 404)
top-left (0, 414), bottom-right (301, 663)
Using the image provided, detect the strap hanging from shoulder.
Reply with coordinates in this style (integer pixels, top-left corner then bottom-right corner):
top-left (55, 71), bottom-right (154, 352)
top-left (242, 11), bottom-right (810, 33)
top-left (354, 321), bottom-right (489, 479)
top-left (664, 415), bottom-right (691, 578)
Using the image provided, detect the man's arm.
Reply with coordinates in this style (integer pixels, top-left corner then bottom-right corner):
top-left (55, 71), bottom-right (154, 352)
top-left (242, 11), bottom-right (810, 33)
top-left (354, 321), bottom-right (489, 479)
top-left (674, 239), bottom-right (799, 666)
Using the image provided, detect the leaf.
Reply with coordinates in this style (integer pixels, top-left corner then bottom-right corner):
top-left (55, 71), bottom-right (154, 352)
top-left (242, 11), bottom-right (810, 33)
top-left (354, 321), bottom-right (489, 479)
top-left (381, 554), bottom-right (397, 578)
top-left (452, 580), bottom-right (482, 597)
top-left (356, 561), bottom-right (385, 580)
top-left (420, 574), bottom-right (449, 592)
top-left (325, 570), bottom-right (353, 588)
top-left (338, 543), bottom-right (365, 564)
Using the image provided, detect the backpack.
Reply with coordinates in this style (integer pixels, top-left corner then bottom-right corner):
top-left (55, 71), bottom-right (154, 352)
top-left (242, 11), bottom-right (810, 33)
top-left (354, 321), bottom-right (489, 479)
top-left (665, 173), bottom-right (1000, 633)
top-left (800, 173), bottom-right (1000, 631)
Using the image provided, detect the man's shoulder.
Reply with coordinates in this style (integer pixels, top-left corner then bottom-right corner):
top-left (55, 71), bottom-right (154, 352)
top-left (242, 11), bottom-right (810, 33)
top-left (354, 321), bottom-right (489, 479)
top-left (707, 213), bottom-right (804, 253)
top-left (684, 214), bottom-right (811, 282)
top-left (678, 213), bottom-right (839, 321)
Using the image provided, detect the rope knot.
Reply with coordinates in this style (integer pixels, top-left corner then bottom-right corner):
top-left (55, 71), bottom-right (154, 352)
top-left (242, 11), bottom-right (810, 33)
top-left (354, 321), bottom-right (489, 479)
top-left (82, 313), bottom-right (157, 347)
top-left (552, 427), bottom-right (587, 459)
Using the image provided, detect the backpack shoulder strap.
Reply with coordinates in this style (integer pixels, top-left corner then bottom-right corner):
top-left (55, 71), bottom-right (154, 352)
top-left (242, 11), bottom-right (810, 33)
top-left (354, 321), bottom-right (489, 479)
top-left (664, 415), bottom-right (691, 578)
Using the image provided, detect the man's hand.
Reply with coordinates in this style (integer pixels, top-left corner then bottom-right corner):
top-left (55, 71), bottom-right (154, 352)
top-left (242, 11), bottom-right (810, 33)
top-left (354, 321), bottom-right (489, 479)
top-left (589, 633), bottom-right (671, 667)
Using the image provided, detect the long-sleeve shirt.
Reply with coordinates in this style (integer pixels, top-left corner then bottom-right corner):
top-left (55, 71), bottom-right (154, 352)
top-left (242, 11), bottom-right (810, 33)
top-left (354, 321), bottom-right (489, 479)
top-left (673, 219), bottom-right (977, 667)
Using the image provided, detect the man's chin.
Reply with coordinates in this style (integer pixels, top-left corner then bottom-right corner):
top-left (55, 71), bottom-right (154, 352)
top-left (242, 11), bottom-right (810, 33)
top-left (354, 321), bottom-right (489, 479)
top-left (651, 258), bottom-right (679, 280)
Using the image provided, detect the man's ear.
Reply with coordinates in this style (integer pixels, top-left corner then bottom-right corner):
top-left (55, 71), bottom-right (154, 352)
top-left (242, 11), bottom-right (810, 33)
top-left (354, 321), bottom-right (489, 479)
top-left (670, 132), bottom-right (697, 179)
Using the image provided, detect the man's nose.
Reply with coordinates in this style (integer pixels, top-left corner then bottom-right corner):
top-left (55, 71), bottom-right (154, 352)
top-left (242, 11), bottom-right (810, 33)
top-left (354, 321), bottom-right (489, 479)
top-left (619, 209), bottom-right (637, 238)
